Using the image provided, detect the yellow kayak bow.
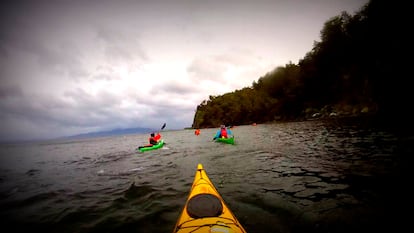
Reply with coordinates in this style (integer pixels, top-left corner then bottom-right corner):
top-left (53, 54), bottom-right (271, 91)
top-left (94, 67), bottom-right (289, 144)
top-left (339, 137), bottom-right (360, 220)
top-left (173, 163), bottom-right (247, 233)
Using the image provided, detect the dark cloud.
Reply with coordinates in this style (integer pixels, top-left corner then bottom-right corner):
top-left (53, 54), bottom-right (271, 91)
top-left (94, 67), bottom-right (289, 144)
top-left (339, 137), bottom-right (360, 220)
top-left (153, 82), bottom-right (200, 95)
top-left (0, 84), bottom-right (23, 99)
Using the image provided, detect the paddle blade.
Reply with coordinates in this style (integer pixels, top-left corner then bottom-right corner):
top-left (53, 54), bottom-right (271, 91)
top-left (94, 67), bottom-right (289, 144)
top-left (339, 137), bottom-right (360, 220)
top-left (161, 123), bottom-right (166, 130)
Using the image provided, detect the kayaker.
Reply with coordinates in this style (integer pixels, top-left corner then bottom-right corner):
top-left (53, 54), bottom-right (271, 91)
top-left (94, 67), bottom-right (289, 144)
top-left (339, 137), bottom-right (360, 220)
top-left (195, 128), bottom-right (200, 135)
top-left (137, 125), bottom-right (165, 150)
top-left (149, 132), bottom-right (161, 145)
top-left (213, 125), bottom-right (232, 140)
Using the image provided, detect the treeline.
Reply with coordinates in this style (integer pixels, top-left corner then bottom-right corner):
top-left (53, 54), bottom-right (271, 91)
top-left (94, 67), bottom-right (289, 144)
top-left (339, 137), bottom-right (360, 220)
top-left (192, 0), bottom-right (409, 129)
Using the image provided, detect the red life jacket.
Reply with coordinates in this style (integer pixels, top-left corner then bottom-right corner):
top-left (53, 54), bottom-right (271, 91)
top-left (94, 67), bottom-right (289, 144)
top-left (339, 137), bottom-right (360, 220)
top-left (148, 133), bottom-right (161, 145)
top-left (220, 128), bottom-right (228, 138)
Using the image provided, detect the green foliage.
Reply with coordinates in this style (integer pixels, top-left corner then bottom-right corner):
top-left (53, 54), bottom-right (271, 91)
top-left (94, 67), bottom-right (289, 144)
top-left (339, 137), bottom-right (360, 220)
top-left (192, 0), bottom-right (410, 128)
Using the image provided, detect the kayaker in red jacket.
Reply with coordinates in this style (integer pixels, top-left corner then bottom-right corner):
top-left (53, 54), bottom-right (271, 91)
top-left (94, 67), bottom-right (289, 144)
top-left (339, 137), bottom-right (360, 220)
top-left (149, 132), bottom-right (161, 145)
top-left (213, 125), bottom-right (232, 140)
top-left (138, 132), bottom-right (162, 150)
top-left (194, 128), bottom-right (200, 136)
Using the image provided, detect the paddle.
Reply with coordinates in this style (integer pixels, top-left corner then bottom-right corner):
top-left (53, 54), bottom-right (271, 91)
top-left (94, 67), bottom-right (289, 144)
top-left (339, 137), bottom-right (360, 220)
top-left (160, 123), bottom-right (167, 144)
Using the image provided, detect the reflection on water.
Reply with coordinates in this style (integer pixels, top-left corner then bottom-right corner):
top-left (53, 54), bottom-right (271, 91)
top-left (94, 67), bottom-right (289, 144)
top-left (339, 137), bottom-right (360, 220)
top-left (0, 117), bottom-right (411, 233)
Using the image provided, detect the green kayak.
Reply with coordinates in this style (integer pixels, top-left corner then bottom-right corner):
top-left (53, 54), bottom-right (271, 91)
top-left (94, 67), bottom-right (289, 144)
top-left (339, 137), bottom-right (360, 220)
top-left (215, 136), bottom-right (235, 145)
top-left (138, 140), bottom-right (164, 152)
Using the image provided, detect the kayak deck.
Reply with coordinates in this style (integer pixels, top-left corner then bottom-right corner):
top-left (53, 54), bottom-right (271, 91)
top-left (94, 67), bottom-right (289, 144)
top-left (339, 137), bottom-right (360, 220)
top-left (215, 136), bottom-right (235, 145)
top-left (173, 164), bottom-right (246, 233)
top-left (138, 140), bottom-right (164, 152)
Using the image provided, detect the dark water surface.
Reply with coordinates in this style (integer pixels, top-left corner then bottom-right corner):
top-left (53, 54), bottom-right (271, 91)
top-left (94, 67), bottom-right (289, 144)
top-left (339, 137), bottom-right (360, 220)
top-left (0, 118), bottom-right (412, 233)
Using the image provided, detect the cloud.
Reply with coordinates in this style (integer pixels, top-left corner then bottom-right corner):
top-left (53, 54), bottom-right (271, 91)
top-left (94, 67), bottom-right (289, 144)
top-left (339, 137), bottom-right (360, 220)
top-left (0, 0), bottom-right (369, 141)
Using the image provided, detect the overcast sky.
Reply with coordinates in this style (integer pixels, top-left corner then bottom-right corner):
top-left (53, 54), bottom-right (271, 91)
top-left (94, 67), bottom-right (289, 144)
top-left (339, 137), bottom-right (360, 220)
top-left (0, 0), bottom-right (368, 141)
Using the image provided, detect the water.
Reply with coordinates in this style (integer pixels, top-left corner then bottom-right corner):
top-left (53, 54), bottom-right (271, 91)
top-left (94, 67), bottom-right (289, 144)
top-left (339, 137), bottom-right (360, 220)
top-left (0, 118), bottom-right (412, 233)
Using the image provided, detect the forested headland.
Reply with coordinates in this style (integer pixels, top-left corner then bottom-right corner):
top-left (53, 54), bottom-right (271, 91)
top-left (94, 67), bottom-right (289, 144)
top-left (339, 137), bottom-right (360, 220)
top-left (192, 0), bottom-right (410, 129)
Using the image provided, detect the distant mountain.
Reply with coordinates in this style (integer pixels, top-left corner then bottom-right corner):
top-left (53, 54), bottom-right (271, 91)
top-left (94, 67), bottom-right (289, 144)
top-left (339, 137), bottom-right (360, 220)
top-left (63, 127), bottom-right (156, 139)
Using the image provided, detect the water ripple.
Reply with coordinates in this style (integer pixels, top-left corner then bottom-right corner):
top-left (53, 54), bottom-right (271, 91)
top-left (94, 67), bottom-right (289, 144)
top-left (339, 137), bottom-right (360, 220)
top-left (0, 118), bottom-right (411, 233)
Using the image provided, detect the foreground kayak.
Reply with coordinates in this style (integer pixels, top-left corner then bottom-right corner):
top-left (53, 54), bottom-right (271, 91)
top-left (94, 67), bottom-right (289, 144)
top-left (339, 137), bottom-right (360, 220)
top-left (173, 163), bottom-right (247, 233)
top-left (138, 140), bottom-right (164, 152)
top-left (215, 136), bottom-right (235, 145)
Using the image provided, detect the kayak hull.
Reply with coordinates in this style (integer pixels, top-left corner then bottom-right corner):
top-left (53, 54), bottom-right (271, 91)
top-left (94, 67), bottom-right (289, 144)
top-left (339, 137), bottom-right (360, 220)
top-left (173, 164), bottom-right (247, 233)
top-left (215, 136), bottom-right (235, 145)
top-left (138, 140), bottom-right (164, 152)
